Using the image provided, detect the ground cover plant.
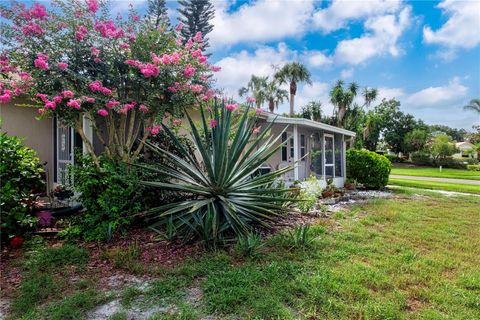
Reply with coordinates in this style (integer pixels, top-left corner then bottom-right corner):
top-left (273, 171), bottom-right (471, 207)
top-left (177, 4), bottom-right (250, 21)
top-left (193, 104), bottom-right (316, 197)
top-left (391, 166), bottom-right (480, 180)
top-left (4, 191), bottom-right (479, 319)
top-left (388, 178), bottom-right (480, 195)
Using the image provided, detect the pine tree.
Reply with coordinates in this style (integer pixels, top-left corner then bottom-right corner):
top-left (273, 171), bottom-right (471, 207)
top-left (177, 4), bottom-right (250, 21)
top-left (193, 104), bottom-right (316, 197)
top-left (147, 0), bottom-right (169, 27)
top-left (177, 0), bottom-right (215, 49)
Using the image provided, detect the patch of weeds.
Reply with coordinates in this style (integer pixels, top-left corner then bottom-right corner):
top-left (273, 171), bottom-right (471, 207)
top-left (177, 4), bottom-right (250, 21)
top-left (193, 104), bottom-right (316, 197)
top-left (44, 289), bottom-right (104, 320)
top-left (148, 277), bottom-right (189, 300)
top-left (102, 242), bottom-right (143, 274)
top-left (234, 233), bottom-right (264, 259)
top-left (120, 286), bottom-right (143, 307)
top-left (24, 244), bottom-right (88, 271)
top-left (108, 311), bottom-right (128, 320)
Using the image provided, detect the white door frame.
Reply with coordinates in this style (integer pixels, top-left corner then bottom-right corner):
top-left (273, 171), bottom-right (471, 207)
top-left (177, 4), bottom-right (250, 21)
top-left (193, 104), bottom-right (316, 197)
top-left (323, 133), bottom-right (335, 178)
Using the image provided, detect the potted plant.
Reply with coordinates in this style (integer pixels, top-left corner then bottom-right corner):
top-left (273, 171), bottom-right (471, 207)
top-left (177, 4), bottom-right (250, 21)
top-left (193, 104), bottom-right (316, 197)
top-left (53, 185), bottom-right (73, 200)
top-left (344, 178), bottom-right (356, 190)
top-left (322, 178), bottom-right (335, 198)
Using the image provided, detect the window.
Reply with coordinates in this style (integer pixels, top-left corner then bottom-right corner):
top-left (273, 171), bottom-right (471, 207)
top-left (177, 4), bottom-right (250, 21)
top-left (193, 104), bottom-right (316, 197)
top-left (324, 135), bottom-right (334, 178)
top-left (290, 136), bottom-right (294, 158)
top-left (334, 134), bottom-right (343, 177)
top-left (281, 132), bottom-right (287, 161)
top-left (300, 134), bottom-right (306, 159)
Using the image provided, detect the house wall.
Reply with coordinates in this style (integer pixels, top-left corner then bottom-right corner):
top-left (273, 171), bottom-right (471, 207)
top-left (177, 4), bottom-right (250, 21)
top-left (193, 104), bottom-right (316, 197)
top-left (0, 102), bottom-right (54, 180)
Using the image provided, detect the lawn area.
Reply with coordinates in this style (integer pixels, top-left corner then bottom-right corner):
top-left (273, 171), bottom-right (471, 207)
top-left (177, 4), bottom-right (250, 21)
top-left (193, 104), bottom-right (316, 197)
top-left (4, 192), bottom-right (480, 319)
top-left (388, 178), bottom-right (480, 194)
top-left (391, 166), bottom-right (480, 180)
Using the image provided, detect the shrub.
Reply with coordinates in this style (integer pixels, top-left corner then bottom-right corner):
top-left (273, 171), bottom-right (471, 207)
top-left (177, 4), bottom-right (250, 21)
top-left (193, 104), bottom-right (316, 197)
top-left (68, 154), bottom-right (142, 241)
top-left (434, 157), bottom-right (478, 169)
top-left (467, 164), bottom-right (480, 171)
top-left (411, 151), bottom-right (432, 166)
top-left (235, 233), bottom-right (264, 258)
top-left (0, 133), bottom-right (44, 240)
top-left (346, 149), bottom-right (391, 189)
top-left (384, 154), bottom-right (402, 163)
top-left (297, 176), bottom-right (321, 213)
top-left (140, 102), bottom-right (294, 246)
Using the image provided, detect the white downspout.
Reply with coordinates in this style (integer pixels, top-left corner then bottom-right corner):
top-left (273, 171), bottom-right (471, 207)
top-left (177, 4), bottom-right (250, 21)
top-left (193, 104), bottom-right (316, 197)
top-left (293, 124), bottom-right (299, 181)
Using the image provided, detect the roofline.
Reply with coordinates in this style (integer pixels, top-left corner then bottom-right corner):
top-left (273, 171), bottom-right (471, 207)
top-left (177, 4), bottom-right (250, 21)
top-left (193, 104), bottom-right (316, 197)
top-left (264, 114), bottom-right (356, 137)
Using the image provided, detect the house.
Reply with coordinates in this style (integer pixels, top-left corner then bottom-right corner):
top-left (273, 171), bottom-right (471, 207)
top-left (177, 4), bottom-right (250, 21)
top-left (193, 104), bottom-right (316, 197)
top-left (453, 141), bottom-right (478, 159)
top-left (1, 102), bottom-right (355, 190)
top-left (256, 111), bottom-right (355, 188)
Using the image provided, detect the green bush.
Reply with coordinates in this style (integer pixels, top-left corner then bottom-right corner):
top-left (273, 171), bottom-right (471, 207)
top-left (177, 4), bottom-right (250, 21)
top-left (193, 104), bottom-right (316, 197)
top-left (346, 149), bottom-right (392, 189)
top-left (467, 164), bottom-right (480, 171)
top-left (68, 154), bottom-right (142, 241)
top-left (435, 157), bottom-right (478, 169)
top-left (384, 154), bottom-right (402, 163)
top-left (0, 133), bottom-right (44, 240)
top-left (411, 151), bottom-right (432, 166)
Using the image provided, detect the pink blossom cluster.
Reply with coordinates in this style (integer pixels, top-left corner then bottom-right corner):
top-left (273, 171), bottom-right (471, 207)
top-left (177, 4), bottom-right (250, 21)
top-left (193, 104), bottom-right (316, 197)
top-left (191, 49), bottom-right (207, 64)
top-left (183, 64), bottom-right (196, 77)
top-left (57, 62), bottom-right (68, 69)
top-left (29, 3), bottom-right (48, 19)
top-left (150, 52), bottom-right (181, 65)
top-left (67, 99), bottom-right (81, 109)
top-left (0, 57), bottom-right (17, 73)
top-left (86, 0), bottom-right (99, 14)
top-left (140, 63), bottom-right (159, 78)
top-left (88, 80), bottom-right (112, 95)
top-left (22, 22), bottom-right (44, 36)
top-left (226, 103), bottom-right (238, 112)
top-left (146, 124), bottom-right (162, 135)
top-left (34, 53), bottom-right (49, 70)
top-left (138, 104), bottom-right (149, 113)
top-left (0, 85), bottom-right (13, 104)
top-left (94, 20), bottom-right (124, 39)
top-left (246, 97), bottom-right (256, 104)
top-left (117, 102), bottom-right (136, 114)
top-left (106, 99), bottom-right (120, 109)
top-left (90, 47), bottom-right (100, 57)
top-left (76, 25), bottom-right (88, 41)
top-left (97, 109), bottom-right (108, 116)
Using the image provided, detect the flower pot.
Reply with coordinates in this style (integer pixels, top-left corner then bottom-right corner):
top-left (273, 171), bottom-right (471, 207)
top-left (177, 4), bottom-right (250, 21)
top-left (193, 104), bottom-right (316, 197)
top-left (344, 183), bottom-right (356, 190)
top-left (322, 191), bottom-right (334, 198)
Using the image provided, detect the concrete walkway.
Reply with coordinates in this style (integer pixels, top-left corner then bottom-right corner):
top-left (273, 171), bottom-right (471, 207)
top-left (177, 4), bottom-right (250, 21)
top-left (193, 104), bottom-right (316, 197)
top-left (390, 174), bottom-right (480, 186)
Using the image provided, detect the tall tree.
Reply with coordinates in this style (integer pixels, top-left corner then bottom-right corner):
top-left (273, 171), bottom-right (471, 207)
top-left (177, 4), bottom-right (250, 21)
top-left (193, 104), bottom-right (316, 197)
top-left (274, 62), bottom-right (312, 116)
top-left (147, 0), bottom-right (169, 27)
top-left (265, 80), bottom-right (288, 112)
top-left (238, 75), bottom-right (269, 108)
top-left (329, 80), bottom-right (359, 128)
top-left (177, 0), bottom-right (215, 49)
top-left (463, 98), bottom-right (480, 114)
top-left (300, 101), bottom-right (322, 122)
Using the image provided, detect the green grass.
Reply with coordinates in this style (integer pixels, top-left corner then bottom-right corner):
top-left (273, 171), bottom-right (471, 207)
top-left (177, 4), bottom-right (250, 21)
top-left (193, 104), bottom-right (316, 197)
top-left (391, 166), bottom-right (480, 180)
top-left (10, 194), bottom-right (480, 319)
top-left (389, 177), bottom-right (480, 194)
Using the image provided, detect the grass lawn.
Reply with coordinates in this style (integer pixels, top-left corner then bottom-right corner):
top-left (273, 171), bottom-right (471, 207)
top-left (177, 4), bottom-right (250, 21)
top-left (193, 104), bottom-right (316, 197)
top-left (391, 166), bottom-right (480, 180)
top-left (388, 178), bottom-right (480, 195)
top-left (5, 192), bottom-right (480, 319)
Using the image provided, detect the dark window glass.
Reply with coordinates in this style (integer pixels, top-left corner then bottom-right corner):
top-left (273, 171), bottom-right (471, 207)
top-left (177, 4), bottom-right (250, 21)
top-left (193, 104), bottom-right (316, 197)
top-left (281, 132), bottom-right (287, 161)
top-left (290, 136), bottom-right (294, 158)
top-left (300, 134), bottom-right (306, 159)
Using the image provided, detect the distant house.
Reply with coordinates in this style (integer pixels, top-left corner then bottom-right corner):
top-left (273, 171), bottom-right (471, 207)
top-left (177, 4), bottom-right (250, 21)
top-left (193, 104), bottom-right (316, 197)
top-left (454, 141), bottom-right (478, 159)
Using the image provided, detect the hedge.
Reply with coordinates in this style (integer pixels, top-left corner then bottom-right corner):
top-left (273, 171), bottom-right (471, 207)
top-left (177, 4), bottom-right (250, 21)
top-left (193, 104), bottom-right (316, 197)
top-left (347, 149), bottom-right (392, 189)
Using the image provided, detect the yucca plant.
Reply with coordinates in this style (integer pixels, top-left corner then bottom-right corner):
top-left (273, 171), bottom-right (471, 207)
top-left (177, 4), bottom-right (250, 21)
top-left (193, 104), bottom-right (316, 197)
top-left (139, 101), bottom-right (294, 245)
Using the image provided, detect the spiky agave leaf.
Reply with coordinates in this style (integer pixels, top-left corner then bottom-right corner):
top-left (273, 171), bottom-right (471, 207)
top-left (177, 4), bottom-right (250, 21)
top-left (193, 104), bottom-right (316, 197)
top-left (140, 101), bottom-right (295, 243)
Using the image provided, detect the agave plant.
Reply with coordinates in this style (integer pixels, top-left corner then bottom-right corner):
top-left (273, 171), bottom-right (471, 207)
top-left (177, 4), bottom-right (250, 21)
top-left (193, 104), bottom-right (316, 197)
top-left (139, 102), bottom-right (294, 245)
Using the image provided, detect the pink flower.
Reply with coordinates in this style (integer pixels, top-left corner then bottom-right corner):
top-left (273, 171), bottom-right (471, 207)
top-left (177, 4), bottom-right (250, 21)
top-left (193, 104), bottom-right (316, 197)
top-left (106, 99), bottom-right (120, 108)
top-left (34, 57), bottom-right (48, 70)
top-left (44, 100), bottom-right (56, 109)
top-left (175, 23), bottom-right (184, 31)
top-left (132, 15), bottom-right (140, 22)
top-left (119, 42), bottom-right (130, 49)
top-left (185, 39), bottom-right (194, 50)
top-left (172, 119), bottom-right (182, 126)
top-left (148, 125), bottom-right (162, 135)
top-left (255, 108), bottom-right (263, 115)
top-left (83, 96), bottom-right (95, 103)
top-left (252, 126), bottom-right (261, 134)
top-left (246, 97), bottom-right (256, 103)
top-left (161, 54), bottom-right (172, 65)
top-left (86, 0), bottom-right (99, 13)
top-left (38, 108), bottom-right (45, 114)
top-left (35, 93), bottom-right (48, 102)
top-left (193, 32), bottom-right (202, 42)
top-left (90, 47), bottom-right (100, 56)
top-left (94, 58), bottom-right (102, 63)
top-left (190, 84), bottom-right (203, 93)
top-left (53, 96), bottom-right (63, 103)
top-left (62, 90), bottom-right (74, 98)
top-left (138, 104), bottom-right (149, 113)
top-left (123, 102), bottom-right (136, 110)
top-left (117, 107), bottom-right (128, 114)
top-left (100, 87), bottom-right (112, 95)
top-left (0, 91), bottom-right (12, 103)
top-left (76, 26), bottom-right (88, 41)
top-left (124, 59), bottom-right (141, 67)
top-left (37, 53), bottom-right (48, 60)
top-left (167, 86), bottom-right (177, 93)
top-left (57, 62), bottom-right (68, 69)
top-left (97, 109), bottom-right (108, 117)
top-left (140, 63), bottom-right (159, 78)
top-left (191, 49), bottom-right (202, 58)
top-left (210, 65), bottom-right (221, 72)
top-left (67, 99), bottom-right (81, 109)
top-left (183, 64), bottom-right (196, 77)
top-left (210, 119), bottom-right (217, 128)
top-left (226, 103), bottom-right (238, 112)
top-left (19, 72), bottom-right (32, 81)
top-left (171, 52), bottom-right (181, 63)
top-left (29, 3), bottom-right (48, 19)
top-left (22, 22), bottom-right (44, 36)
top-left (198, 56), bottom-right (207, 64)
top-left (88, 80), bottom-right (102, 92)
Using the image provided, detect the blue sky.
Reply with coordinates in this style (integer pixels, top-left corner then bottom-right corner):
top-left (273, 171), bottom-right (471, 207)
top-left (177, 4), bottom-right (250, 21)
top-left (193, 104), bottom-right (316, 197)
top-left (32, 1), bottom-right (480, 129)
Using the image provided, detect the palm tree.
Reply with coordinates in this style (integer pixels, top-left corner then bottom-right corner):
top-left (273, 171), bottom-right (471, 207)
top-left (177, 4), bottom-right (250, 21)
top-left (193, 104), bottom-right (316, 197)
top-left (238, 75), bottom-right (269, 108)
top-left (330, 80), bottom-right (358, 127)
top-left (274, 62), bottom-right (312, 116)
top-left (464, 98), bottom-right (480, 114)
top-left (362, 87), bottom-right (378, 108)
top-left (265, 80), bottom-right (288, 112)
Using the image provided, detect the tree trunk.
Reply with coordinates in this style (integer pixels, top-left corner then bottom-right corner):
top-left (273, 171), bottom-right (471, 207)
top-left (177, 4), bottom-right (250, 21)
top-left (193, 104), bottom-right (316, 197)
top-left (269, 99), bottom-right (274, 113)
top-left (289, 94), bottom-right (295, 116)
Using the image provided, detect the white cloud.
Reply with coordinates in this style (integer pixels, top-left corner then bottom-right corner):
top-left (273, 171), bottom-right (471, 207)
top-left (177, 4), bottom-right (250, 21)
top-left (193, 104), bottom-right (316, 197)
top-left (334, 7), bottom-right (412, 65)
top-left (405, 77), bottom-right (468, 108)
top-left (377, 87), bottom-right (405, 101)
top-left (423, 0), bottom-right (480, 49)
top-left (312, 0), bottom-right (402, 33)
top-left (304, 50), bottom-right (333, 67)
top-left (277, 81), bottom-right (333, 115)
top-left (214, 43), bottom-right (296, 99)
top-left (210, 0), bottom-right (314, 48)
top-left (340, 68), bottom-right (354, 79)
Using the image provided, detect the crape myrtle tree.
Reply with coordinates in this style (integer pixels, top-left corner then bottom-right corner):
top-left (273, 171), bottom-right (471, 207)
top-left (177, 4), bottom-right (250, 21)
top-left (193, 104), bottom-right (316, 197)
top-left (0, 0), bottom-right (220, 167)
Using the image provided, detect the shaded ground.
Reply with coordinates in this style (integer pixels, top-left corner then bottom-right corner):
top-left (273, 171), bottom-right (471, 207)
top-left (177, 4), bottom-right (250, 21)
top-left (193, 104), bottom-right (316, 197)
top-left (2, 190), bottom-right (479, 319)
